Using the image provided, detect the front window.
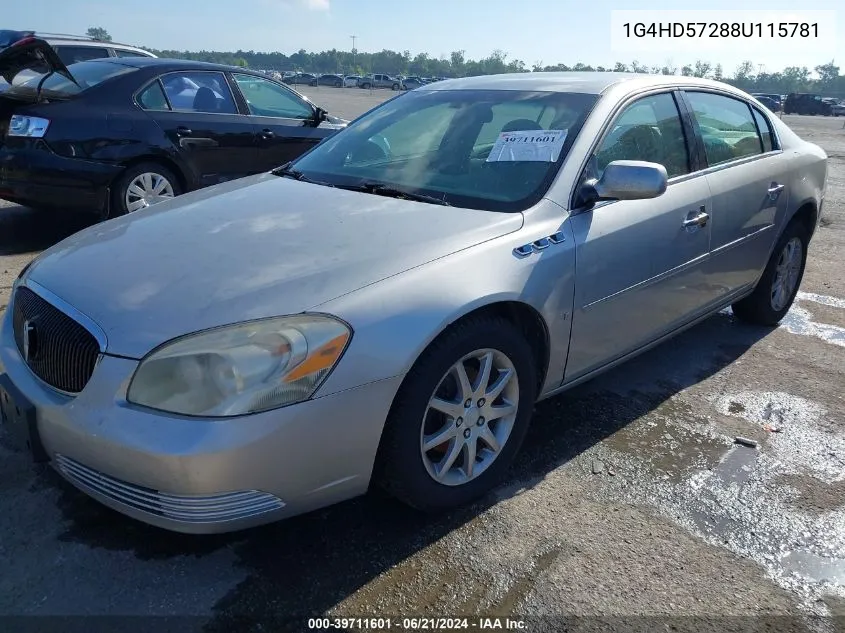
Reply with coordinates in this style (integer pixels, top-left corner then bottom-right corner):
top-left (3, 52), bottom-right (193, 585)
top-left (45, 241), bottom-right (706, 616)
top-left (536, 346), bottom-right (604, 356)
top-left (290, 89), bottom-right (598, 212)
top-left (12, 60), bottom-right (138, 97)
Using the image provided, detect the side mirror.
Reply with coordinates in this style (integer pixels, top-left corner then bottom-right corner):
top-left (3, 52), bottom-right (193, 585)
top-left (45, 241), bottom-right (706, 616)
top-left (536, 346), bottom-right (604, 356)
top-left (581, 160), bottom-right (668, 205)
top-left (314, 107), bottom-right (328, 122)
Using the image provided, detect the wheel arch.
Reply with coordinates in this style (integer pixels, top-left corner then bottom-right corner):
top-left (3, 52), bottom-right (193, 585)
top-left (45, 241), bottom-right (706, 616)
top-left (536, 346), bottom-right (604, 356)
top-left (369, 298), bottom-right (551, 486)
top-left (114, 155), bottom-right (189, 194)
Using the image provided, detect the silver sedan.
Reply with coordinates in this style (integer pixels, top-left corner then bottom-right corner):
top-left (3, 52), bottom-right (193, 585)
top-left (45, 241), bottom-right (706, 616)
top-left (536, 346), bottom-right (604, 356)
top-left (0, 73), bottom-right (827, 533)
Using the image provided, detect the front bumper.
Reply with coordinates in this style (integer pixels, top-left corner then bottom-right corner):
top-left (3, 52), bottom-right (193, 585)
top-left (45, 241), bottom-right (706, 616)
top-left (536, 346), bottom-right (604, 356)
top-left (0, 141), bottom-right (120, 212)
top-left (0, 312), bottom-right (402, 534)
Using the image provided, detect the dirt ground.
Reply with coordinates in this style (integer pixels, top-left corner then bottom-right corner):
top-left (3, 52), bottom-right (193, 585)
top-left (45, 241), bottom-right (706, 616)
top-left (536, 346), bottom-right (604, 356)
top-left (0, 102), bottom-right (843, 633)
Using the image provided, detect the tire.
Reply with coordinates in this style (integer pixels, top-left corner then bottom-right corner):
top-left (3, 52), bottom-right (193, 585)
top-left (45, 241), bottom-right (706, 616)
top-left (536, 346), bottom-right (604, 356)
top-left (391, 83), bottom-right (400, 91)
top-left (731, 219), bottom-right (809, 326)
top-left (361, 82), bottom-right (371, 89)
top-left (377, 315), bottom-right (538, 512)
top-left (111, 162), bottom-right (181, 218)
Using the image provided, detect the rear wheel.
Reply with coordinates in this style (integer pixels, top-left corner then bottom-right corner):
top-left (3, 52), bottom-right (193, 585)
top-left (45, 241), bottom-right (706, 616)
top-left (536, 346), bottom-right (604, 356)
top-left (378, 316), bottom-right (537, 512)
top-left (391, 83), bottom-right (400, 91)
top-left (731, 219), bottom-right (808, 326)
top-left (111, 162), bottom-right (181, 218)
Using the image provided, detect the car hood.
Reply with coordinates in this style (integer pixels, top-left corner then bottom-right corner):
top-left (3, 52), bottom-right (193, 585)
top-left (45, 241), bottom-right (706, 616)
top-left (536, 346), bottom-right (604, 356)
top-left (24, 174), bottom-right (523, 358)
top-left (0, 33), bottom-right (75, 87)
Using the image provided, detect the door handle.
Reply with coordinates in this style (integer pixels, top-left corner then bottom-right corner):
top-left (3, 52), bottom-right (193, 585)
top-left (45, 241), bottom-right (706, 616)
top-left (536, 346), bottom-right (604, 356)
top-left (768, 182), bottom-right (785, 200)
top-left (682, 208), bottom-right (709, 229)
top-left (257, 129), bottom-right (275, 140)
top-left (175, 126), bottom-right (192, 136)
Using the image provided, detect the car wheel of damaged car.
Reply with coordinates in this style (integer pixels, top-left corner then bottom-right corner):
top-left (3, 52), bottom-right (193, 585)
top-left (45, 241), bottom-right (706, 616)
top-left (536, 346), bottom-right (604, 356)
top-left (113, 163), bottom-right (182, 217)
top-left (378, 316), bottom-right (537, 512)
top-left (731, 219), bottom-right (809, 326)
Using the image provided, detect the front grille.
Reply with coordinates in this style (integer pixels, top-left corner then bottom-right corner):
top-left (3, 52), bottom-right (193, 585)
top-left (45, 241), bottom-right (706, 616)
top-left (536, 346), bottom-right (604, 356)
top-left (12, 286), bottom-right (100, 393)
top-left (55, 454), bottom-right (286, 523)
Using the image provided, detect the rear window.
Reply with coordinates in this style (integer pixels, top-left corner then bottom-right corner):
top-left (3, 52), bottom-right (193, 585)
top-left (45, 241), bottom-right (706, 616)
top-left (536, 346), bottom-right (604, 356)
top-left (12, 60), bottom-right (137, 97)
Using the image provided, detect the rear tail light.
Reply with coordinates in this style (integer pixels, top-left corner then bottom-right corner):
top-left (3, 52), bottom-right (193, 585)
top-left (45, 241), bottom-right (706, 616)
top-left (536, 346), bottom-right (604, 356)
top-left (8, 114), bottom-right (50, 138)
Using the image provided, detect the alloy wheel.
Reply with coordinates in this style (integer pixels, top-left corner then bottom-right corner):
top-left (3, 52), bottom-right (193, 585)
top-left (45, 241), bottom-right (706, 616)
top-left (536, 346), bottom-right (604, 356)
top-left (420, 348), bottom-right (519, 486)
top-left (770, 236), bottom-right (803, 311)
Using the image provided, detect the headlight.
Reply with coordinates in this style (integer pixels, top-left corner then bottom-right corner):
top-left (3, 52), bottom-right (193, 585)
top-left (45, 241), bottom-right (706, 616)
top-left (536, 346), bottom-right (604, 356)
top-left (127, 315), bottom-right (351, 417)
top-left (8, 115), bottom-right (50, 138)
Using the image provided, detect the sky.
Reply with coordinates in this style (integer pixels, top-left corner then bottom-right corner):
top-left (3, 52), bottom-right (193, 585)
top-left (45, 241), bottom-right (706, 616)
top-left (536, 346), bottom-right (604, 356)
top-left (11, 0), bottom-right (844, 74)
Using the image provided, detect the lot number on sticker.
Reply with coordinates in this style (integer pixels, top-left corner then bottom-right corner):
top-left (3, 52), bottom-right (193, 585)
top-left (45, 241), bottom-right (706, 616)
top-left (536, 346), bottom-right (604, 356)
top-left (487, 129), bottom-right (568, 163)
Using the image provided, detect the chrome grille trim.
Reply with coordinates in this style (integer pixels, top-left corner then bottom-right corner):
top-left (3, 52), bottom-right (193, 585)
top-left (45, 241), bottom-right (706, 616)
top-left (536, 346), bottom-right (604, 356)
top-left (12, 282), bottom-right (104, 394)
top-left (54, 454), bottom-right (285, 523)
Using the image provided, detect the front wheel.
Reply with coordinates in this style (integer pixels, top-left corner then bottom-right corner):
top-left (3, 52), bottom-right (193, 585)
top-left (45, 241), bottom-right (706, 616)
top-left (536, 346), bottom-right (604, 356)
top-left (361, 82), bottom-right (371, 89)
top-left (731, 219), bottom-right (808, 326)
top-left (377, 316), bottom-right (537, 512)
top-left (111, 162), bottom-right (181, 218)
top-left (391, 83), bottom-right (400, 91)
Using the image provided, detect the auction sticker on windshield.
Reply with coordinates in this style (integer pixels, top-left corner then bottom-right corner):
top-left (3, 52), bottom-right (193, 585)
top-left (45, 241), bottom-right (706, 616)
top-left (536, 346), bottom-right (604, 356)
top-left (486, 129), bottom-right (568, 162)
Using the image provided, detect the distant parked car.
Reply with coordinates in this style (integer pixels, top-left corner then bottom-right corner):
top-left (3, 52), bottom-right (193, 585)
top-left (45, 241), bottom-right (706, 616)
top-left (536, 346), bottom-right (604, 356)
top-left (755, 96), bottom-right (780, 112)
top-left (317, 73), bottom-right (343, 87)
top-left (783, 93), bottom-right (832, 116)
top-left (0, 38), bottom-right (347, 218)
top-left (401, 77), bottom-right (425, 90)
top-left (359, 73), bottom-right (401, 90)
top-left (831, 100), bottom-right (845, 117)
top-left (751, 93), bottom-right (781, 111)
top-left (283, 72), bottom-right (318, 86)
top-left (343, 75), bottom-right (361, 88)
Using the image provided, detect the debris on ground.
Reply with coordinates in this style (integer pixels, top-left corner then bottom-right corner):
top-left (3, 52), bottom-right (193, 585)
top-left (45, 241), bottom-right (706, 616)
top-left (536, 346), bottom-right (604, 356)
top-left (592, 459), bottom-right (604, 475)
top-left (734, 436), bottom-right (759, 448)
top-left (762, 424), bottom-right (782, 433)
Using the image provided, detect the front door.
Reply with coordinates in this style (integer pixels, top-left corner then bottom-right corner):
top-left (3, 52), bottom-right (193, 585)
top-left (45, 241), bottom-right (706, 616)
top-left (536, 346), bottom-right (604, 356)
top-left (142, 70), bottom-right (258, 187)
top-left (231, 73), bottom-right (326, 170)
top-left (682, 91), bottom-right (791, 296)
top-left (565, 91), bottom-right (715, 382)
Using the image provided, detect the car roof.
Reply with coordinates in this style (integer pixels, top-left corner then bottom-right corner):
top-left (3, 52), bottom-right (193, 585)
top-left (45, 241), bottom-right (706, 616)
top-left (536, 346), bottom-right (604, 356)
top-left (36, 34), bottom-right (151, 54)
top-left (419, 72), bottom-right (752, 97)
top-left (92, 56), bottom-right (261, 73)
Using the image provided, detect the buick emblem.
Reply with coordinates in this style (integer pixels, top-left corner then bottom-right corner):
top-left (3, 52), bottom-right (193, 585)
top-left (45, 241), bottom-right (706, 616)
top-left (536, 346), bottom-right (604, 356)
top-left (22, 319), bottom-right (39, 362)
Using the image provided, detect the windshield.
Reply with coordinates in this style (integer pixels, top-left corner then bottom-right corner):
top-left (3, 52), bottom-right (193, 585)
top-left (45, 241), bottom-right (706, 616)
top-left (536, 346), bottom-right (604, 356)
top-left (290, 88), bottom-right (598, 212)
top-left (10, 60), bottom-right (137, 97)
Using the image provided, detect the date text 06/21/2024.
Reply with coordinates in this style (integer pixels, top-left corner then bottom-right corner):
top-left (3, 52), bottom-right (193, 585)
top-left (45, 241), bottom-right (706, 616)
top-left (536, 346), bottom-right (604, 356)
top-left (307, 617), bottom-right (527, 630)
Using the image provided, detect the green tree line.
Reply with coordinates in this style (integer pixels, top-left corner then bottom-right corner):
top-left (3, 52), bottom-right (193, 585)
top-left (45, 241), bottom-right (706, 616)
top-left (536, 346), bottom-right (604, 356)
top-left (88, 29), bottom-right (845, 96)
top-left (143, 46), bottom-right (845, 96)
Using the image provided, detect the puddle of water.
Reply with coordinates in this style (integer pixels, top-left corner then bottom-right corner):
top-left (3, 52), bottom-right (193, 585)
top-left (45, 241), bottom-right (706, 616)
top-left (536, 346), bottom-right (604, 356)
top-left (716, 391), bottom-right (844, 484)
top-left (713, 446), bottom-right (758, 485)
top-left (782, 550), bottom-right (845, 584)
top-left (603, 410), bottom-right (729, 483)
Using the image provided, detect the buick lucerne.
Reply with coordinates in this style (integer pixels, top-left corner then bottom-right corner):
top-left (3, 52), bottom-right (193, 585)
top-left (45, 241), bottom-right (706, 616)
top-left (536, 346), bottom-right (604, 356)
top-left (0, 73), bottom-right (827, 533)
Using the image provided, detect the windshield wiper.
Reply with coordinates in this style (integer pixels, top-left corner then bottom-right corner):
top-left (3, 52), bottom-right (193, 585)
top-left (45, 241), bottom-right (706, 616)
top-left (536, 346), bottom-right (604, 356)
top-left (342, 181), bottom-right (450, 206)
top-left (271, 163), bottom-right (335, 188)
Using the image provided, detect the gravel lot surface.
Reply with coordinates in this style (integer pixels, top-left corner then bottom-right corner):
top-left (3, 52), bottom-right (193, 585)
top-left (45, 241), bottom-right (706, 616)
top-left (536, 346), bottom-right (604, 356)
top-left (1, 100), bottom-right (843, 632)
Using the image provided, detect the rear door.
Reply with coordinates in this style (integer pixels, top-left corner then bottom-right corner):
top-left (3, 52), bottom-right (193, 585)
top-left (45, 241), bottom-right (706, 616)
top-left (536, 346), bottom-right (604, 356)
top-left (681, 90), bottom-right (790, 296)
top-left (231, 72), bottom-right (327, 169)
top-left (138, 70), bottom-right (259, 187)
